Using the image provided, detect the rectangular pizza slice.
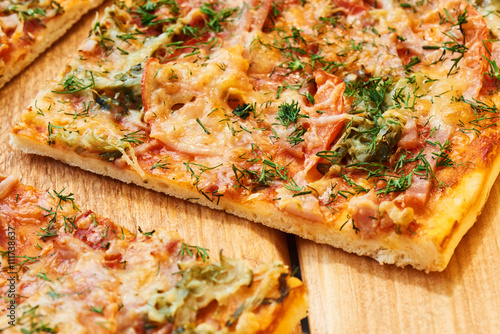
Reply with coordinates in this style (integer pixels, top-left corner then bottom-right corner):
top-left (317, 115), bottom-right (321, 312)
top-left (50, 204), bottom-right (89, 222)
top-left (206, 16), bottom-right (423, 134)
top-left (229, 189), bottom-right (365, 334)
top-left (10, 0), bottom-right (500, 271)
top-left (0, 0), bottom-right (105, 90)
top-left (0, 174), bottom-right (307, 332)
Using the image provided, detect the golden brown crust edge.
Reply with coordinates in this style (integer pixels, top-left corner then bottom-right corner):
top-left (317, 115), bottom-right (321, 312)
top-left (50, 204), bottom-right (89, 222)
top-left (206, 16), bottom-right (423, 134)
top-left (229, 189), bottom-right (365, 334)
top-left (434, 159), bottom-right (500, 270)
top-left (10, 132), bottom-right (499, 272)
top-left (0, 0), bottom-right (105, 90)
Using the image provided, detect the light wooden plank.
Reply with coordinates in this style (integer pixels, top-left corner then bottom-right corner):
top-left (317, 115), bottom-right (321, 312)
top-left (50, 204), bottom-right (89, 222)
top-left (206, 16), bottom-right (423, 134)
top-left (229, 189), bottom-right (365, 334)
top-left (297, 181), bottom-right (500, 334)
top-left (0, 3), bottom-right (301, 333)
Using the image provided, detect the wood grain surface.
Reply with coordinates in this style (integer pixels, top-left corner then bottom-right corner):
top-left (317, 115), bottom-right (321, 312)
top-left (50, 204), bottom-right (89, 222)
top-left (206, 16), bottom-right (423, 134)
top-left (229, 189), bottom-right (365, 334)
top-left (1, 2), bottom-right (500, 334)
top-left (298, 181), bottom-right (500, 334)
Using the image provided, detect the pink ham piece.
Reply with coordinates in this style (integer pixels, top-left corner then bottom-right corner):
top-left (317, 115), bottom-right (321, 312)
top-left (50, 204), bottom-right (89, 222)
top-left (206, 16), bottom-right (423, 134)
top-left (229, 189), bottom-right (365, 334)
top-left (80, 39), bottom-right (99, 53)
top-left (398, 128), bottom-right (450, 208)
top-left (484, 41), bottom-right (500, 89)
top-left (236, 0), bottom-right (271, 34)
top-left (0, 175), bottom-right (18, 200)
top-left (348, 191), bottom-right (380, 236)
top-left (397, 118), bottom-right (419, 150)
top-left (0, 14), bottom-right (19, 34)
top-left (333, 0), bottom-right (367, 15)
top-left (459, 2), bottom-right (488, 101)
top-left (303, 70), bottom-right (347, 181)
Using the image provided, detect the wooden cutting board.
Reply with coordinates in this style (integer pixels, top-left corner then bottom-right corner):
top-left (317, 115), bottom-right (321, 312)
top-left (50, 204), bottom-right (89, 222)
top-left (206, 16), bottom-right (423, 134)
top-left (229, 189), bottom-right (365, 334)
top-left (1, 3), bottom-right (499, 333)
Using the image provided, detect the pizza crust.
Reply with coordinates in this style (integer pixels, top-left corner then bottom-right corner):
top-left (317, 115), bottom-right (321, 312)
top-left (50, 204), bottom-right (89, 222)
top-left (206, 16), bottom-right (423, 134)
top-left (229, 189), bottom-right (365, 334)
top-left (12, 131), bottom-right (498, 272)
top-left (0, 0), bottom-right (104, 90)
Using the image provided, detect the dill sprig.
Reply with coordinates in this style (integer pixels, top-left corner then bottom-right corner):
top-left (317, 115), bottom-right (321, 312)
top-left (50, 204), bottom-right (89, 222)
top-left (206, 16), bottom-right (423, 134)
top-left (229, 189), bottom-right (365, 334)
top-left (178, 242), bottom-right (210, 262)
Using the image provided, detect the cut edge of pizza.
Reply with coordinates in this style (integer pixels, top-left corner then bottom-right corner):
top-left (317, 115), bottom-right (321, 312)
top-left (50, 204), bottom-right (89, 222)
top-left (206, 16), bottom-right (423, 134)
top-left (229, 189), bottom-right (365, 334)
top-left (0, 174), bottom-right (308, 333)
top-left (0, 0), bottom-right (105, 90)
top-left (10, 0), bottom-right (500, 272)
top-left (11, 131), bottom-right (500, 272)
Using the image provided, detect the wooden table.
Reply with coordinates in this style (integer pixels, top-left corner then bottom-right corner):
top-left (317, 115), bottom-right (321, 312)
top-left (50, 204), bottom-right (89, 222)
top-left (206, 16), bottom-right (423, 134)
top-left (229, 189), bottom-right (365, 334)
top-left (1, 3), bottom-right (499, 333)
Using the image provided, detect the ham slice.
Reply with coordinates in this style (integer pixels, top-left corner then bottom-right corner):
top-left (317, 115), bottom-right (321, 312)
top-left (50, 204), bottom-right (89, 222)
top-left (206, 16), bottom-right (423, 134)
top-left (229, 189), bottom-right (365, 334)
top-left (348, 191), bottom-right (379, 236)
top-left (398, 127), bottom-right (450, 208)
top-left (302, 70), bottom-right (347, 181)
top-left (333, 0), bottom-right (367, 15)
top-left (398, 118), bottom-right (419, 150)
top-left (0, 14), bottom-right (19, 34)
top-left (236, 0), bottom-right (271, 34)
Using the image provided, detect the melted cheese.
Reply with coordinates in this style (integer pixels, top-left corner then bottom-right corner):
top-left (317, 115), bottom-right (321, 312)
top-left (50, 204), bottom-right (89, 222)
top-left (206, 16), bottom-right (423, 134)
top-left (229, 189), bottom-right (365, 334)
top-left (145, 46), bottom-right (257, 156)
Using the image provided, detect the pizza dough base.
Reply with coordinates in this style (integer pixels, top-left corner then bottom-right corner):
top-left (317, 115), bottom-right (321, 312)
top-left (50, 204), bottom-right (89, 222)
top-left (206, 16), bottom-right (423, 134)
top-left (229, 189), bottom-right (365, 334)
top-left (12, 131), bottom-right (499, 272)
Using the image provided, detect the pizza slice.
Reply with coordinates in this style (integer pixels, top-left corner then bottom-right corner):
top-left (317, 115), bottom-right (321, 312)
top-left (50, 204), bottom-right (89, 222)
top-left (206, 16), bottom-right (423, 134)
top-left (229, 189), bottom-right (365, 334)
top-left (10, 0), bottom-right (500, 271)
top-left (0, 175), bottom-right (307, 332)
top-left (0, 0), bottom-right (105, 90)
